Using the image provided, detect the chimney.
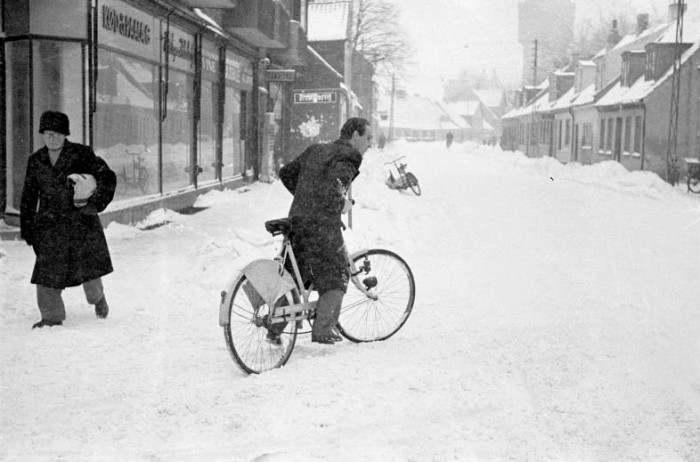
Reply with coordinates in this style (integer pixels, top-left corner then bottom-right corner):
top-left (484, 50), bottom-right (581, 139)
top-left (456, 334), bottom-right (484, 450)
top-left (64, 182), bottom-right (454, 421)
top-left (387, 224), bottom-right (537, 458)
top-left (548, 72), bottom-right (574, 102)
top-left (575, 61), bottom-right (596, 93)
top-left (668, 1), bottom-right (688, 22)
top-left (607, 19), bottom-right (622, 47)
top-left (637, 14), bottom-right (649, 34)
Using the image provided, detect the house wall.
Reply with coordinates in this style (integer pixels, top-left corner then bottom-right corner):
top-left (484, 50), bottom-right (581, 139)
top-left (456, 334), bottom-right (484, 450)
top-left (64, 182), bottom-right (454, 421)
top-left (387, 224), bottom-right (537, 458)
top-left (643, 51), bottom-right (700, 178)
top-left (572, 105), bottom-right (598, 164)
top-left (595, 107), bottom-right (644, 170)
top-left (553, 111), bottom-right (573, 163)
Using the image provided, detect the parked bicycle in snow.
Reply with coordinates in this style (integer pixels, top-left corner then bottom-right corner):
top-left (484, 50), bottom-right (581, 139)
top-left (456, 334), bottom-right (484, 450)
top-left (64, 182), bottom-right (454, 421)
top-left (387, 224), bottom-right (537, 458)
top-left (384, 156), bottom-right (421, 196)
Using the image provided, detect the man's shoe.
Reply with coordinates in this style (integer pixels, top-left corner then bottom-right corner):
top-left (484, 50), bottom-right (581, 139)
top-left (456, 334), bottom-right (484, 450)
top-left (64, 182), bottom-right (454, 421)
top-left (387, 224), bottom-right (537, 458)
top-left (32, 320), bottom-right (62, 329)
top-left (330, 327), bottom-right (343, 342)
top-left (311, 335), bottom-right (336, 345)
top-left (95, 297), bottom-right (109, 319)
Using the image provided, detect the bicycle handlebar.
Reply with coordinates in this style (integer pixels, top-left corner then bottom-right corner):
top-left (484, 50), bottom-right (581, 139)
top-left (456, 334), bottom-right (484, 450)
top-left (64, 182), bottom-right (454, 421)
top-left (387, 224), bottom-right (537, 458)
top-left (384, 155), bottom-right (406, 165)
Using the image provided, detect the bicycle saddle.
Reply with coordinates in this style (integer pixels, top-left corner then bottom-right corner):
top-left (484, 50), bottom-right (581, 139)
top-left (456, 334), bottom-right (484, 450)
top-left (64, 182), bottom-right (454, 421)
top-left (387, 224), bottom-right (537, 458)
top-left (265, 218), bottom-right (292, 236)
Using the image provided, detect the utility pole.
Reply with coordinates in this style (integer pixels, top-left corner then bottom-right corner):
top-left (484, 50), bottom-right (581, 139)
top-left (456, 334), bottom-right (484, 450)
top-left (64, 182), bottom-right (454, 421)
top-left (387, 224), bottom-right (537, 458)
top-left (526, 39), bottom-right (538, 157)
top-left (389, 73), bottom-right (396, 143)
top-left (532, 39), bottom-right (538, 86)
top-left (666, 0), bottom-right (684, 184)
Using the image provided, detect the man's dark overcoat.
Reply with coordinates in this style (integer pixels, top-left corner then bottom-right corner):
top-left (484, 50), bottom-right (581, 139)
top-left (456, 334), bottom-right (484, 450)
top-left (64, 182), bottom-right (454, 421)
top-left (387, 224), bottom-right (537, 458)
top-left (20, 140), bottom-right (117, 288)
top-left (279, 139), bottom-right (362, 293)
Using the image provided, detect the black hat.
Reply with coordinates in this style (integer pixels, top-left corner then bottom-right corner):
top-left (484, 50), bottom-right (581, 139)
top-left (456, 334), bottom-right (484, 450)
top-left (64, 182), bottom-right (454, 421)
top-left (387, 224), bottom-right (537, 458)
top-left (39, 111), bottom-right (70, 136)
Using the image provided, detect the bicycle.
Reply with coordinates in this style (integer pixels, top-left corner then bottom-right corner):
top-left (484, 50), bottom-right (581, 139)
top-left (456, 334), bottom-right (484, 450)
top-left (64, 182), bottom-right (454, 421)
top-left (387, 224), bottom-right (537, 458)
top-left (218, 218), bottom-right (416, 374)
top-left (385, 156), bottom-right (421, 196)
top-left (117, 146), bottom-right (150, 194)
top-left (685, 158), bottom-right (700, 193)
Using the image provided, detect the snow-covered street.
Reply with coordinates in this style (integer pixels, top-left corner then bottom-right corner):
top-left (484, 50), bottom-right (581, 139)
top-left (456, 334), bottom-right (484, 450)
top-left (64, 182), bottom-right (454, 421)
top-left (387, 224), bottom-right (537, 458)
top-left (2, 141), bottom-right (700, 461)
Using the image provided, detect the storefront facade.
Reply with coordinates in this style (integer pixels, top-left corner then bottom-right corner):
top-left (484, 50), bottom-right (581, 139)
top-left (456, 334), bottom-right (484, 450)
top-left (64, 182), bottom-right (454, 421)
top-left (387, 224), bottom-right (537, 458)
top-left (2, 0), bottom-right (256, 226)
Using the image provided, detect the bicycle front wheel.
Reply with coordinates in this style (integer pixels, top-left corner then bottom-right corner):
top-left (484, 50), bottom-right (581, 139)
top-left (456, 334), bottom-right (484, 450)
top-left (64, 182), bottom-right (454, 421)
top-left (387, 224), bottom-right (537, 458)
top-left (223, 274), bottom-right (298, 374)
top-left (338, 249), bottom-right (415, 342)
top-left (405, 172), bottom-right (421, 196)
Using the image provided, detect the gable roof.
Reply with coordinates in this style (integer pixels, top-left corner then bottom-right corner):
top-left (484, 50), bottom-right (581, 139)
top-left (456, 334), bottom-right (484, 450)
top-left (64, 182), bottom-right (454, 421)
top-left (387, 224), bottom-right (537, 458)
top-left (595, 11), bottom-right (700, 108)
top-left (379, 95), bottom-right (469, 131)
top-left (473, 89), bottom-right (506, 109)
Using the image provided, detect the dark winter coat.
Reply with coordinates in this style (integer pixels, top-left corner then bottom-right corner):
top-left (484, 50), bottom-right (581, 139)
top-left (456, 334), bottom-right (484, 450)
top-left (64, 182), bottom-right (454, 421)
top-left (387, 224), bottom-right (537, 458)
top-left (279, 139), bottom-right (362, 293)
top-left (20, 140), bottom-right (117, 289)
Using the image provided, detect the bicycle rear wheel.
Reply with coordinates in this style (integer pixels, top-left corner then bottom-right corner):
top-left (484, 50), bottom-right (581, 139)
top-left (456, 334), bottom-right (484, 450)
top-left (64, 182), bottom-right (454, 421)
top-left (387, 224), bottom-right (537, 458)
top-left (688, 175), bottom-right (700, 193)
top-left (338, 249), bottom-right (415, 342)
top-left (223, 274), bottom-right (298, 374)
top-left (406, 172), bottom-right (421, 196)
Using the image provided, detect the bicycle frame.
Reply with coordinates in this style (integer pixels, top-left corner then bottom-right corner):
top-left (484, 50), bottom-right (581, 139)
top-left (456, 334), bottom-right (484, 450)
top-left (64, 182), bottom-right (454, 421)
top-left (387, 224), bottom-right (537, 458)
top-left (219, 235), bottom-right (378, 328)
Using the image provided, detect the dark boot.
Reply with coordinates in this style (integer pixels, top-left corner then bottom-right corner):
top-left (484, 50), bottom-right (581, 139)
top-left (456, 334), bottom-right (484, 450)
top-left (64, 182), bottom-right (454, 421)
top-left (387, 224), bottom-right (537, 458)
top-left (311, 290), bottom-right (343, 344)
top-left (32, 319), bottom-right (63, 329)
top-left (95, 296), bottom-right (109, 319)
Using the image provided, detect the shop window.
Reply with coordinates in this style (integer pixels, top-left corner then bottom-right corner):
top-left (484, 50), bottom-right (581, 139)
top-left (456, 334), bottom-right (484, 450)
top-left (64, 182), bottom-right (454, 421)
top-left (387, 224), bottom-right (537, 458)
top-left (6, 40), bottom-right (32, 212)
top-left (94, 49), bottom-right (158, 200)
top-left (199, 79), bottom-right (220, 183)
top-left (162, 69), bottom-right (194, 192)
top-left (32, 41), bottom-right (85, 147)
top-left (222, 87), bottom-right (244, 178)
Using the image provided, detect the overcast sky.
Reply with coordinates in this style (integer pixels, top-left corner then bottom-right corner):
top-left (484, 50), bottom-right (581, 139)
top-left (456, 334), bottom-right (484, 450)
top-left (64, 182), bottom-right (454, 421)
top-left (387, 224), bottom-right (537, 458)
top-left (390, 0), bottom-right (675, 98)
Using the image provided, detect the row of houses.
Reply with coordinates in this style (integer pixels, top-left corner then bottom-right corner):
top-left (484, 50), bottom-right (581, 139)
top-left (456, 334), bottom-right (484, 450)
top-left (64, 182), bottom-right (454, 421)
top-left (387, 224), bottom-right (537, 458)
top-left (377, 87), bottom-right (509, 145)
top-left (502, 2), bottom-right (700, 182)
top-left (1, 0), bottom-right (375, 232)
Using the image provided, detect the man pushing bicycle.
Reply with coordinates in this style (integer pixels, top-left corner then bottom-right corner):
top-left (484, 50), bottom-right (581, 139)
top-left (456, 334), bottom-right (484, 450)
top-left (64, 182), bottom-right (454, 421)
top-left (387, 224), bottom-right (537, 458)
top-left (276, 117), bottom-right (373, 345)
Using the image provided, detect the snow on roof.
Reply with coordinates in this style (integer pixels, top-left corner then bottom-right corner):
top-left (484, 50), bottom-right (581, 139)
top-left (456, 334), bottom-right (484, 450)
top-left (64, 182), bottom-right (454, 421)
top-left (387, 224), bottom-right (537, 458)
top-left (454, 100), bottom-right (481, 116)
top-left (593, 47), bottom-right (607, 59)
top-left (473, 89), bottom-right (505, 108)
top-left (596, 42), bottom-right (700, 108)
top-left (654, 11), bottom-right (700, 44)
top-left (380, 96), bottom-right (467, 131)
top-left (549, 86), bottom-right (577, 112)
top-left (307, 2), bottom-right (350, 41)
top-left (306, 45), bottom-right (343, 80)
top-left (436, 102), bottom-right (471, 129)
top-left (502, 88), bottom-right (553, 119)
top-left (611, 22), bottom-right (671, 52)
top-left (570, 83), bottom-right (596, 106)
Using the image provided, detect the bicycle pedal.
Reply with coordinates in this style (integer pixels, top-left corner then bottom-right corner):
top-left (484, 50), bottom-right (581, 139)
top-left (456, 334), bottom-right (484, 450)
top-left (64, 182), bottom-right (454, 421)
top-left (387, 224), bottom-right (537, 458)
top-left (362, 276), bottom-right (378, 290)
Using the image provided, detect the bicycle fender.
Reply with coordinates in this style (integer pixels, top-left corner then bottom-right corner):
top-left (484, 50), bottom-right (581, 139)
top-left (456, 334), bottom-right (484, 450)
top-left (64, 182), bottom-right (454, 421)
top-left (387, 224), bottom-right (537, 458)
top-left (218, 259), bottom-right (297, 327)
top-left (349, 249), bottom-right (372, 261)
top-left (219, 270), bottom-right (243, 326)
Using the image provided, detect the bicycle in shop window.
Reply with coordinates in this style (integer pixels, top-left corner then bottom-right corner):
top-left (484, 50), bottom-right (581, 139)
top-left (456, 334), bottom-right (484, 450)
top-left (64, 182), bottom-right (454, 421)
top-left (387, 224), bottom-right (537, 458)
top-left (117, 145), bottom-right (150, 195)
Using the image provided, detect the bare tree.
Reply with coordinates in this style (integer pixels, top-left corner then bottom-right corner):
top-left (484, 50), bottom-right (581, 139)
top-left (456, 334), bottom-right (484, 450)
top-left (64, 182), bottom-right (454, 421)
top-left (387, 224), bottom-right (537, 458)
top-left (349, 0), bottom-right (414, 80)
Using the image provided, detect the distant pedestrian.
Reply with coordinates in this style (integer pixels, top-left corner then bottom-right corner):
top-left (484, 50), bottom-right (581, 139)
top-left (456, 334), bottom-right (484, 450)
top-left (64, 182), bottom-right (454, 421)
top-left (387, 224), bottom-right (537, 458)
top-left (446, 132), bottom-right (454, 149)
top-left (378, 132), bottom-right (387, 150)
top-left (20, 111), bottom-right (117, 329)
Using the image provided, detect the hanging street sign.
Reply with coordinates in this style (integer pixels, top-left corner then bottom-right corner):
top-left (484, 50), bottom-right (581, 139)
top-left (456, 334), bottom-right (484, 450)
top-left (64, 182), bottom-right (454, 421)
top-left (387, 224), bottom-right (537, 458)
top-left (266, 69), bottom-right (296, 82)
